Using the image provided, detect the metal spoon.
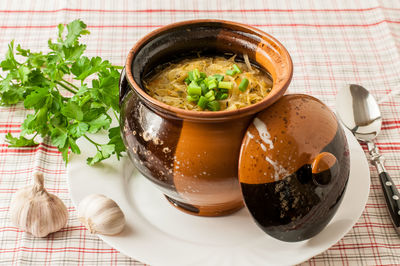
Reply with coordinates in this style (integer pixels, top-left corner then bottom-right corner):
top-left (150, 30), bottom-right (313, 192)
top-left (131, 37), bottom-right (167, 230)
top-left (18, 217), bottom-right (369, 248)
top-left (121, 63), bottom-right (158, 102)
top-left (336, 84), bottom-right (400, 235)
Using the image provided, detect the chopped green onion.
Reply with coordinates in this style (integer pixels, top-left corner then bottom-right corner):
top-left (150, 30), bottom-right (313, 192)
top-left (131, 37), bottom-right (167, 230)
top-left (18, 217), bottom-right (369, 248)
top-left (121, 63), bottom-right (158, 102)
top-left (219, 93), bottom-right (228, 100)
top-left (206, 76), bottom-right (215, 82)
top-left (188, 80), bottom-right (200, 89)
top-left (188, 87), bottom-right (202, 96)
top-left (233, 64), bottom-right (241, 74)
top-left (226, 69), bottom-right (236, 76)
top-left (188, 81), bottom-right (202, 95)
top-left (185, 68), bottom-right (245, 109)
top-left (188, 71), bottom-right (195, 81)
top-left (216, 92), bottom-right (228, 100)
top-left (218, 81), bottom-right (232, 89)
top-left (205, 90), bottom-right (214, 99)
top-left (200, 82), bottom-right (209, 95)
top-left (193, 69), bottom-right (200, 80)
top-left (238, 78), bottom-right (249, 92)
top-left (215, 91), bottom-right (228, 101)
top-left (207, 101), bottom-right (220, 111)
top-left (187, 95), bottom-right (199, 102)
top-left (208, 79), bottom-right (217, 90)
top-left (197, 96), bottom-right (208, 109)
top-left (212, 74), bottom-right (224, 82)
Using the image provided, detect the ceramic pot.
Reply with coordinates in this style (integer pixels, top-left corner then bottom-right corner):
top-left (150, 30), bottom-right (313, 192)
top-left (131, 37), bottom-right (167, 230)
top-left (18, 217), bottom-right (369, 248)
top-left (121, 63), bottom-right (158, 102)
top-left (119, 20), bottom-right (293, 216)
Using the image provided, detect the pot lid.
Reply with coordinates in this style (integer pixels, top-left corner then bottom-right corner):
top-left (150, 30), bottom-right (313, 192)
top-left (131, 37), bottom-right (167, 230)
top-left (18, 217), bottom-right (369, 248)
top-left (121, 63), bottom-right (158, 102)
top-left (238, 94), bottom-right (349, 242)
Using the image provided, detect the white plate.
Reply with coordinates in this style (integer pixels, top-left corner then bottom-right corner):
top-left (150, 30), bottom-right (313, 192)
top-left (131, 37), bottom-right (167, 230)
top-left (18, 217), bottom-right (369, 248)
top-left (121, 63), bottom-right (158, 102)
top-left (67, 128), bottom-right (370, 266)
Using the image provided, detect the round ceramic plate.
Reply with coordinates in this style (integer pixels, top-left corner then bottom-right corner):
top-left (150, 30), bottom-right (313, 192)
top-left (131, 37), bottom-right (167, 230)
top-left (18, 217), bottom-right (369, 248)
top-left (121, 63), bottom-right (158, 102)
top-left (67, 128), bottom-right (370, 266)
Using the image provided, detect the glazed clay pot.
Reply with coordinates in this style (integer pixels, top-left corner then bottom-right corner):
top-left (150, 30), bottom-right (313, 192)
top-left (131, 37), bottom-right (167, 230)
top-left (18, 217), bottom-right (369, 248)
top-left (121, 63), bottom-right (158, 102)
top-left (120, 20), bottom-right (293, 216)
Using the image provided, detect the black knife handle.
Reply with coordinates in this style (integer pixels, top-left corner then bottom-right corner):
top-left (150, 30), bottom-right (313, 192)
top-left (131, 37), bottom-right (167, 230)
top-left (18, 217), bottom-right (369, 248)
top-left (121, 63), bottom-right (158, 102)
top-left (378, 171), bottom-right (400, 229)
top-left (367, 141), bottom-right (400, 234)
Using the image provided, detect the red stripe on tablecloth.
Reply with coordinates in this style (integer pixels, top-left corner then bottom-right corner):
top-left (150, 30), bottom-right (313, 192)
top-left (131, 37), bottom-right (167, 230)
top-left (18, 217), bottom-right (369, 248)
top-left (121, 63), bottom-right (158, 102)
top-left (0, 7), bottom-right (399, 13)
top-left (353, 223), bottom-right (396, 229)
top-left (382, 125), bottom-right (400, 130)
top-left (329, 243), bottom-right (400, 249)
top-left (366, 203), bottom-right (391, 207)
top-left (377, 146), bottom-right (400, 150)
top-left (386, 167), bottom-right (400, 171)
top-left (1, 20), bottom-right (400, 29)
top-left (0, 168), bottom-right (65, 175)
top-left (0, 124), bottom-right (21, 128)
top-left (249, 20), bottom-right (400, 27)
top-left (370, 185), bottom-right (400, 191)
top-left (0, 130), bottom-right (20, 133)
top-left (0, 143), bottom-right (58, 150)
top-left (0, 143), bottom-right (58, 149)
top-left (381, 120), bottom-right (400, 130)
top-left (0, 129), bottom-right (21, 133)
top-left (382, 121), bottom-right (400, 125)
top-left (0, 147), bottom-right (60, 154)
top-left (0, 246), bottom-right (119, 253)
top-left (374, 142), bottom-right (400, 145)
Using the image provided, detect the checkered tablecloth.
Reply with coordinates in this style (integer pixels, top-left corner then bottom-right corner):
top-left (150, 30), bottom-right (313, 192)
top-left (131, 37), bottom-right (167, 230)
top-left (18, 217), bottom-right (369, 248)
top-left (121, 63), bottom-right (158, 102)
top-left (1, 0), bottom-right (400, 265)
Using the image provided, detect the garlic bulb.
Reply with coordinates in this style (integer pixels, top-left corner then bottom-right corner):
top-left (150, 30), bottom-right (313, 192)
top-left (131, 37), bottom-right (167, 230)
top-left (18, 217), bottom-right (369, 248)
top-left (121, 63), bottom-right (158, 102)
top-left (77, 194), bottom-right (125, 235)
top-left (10, 172), bottom-right (68, 237)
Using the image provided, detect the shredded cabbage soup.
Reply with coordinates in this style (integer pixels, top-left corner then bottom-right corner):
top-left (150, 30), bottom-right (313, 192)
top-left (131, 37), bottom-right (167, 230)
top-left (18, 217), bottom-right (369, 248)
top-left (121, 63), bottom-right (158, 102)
top-left (143, 55), bottom-right (273, 112)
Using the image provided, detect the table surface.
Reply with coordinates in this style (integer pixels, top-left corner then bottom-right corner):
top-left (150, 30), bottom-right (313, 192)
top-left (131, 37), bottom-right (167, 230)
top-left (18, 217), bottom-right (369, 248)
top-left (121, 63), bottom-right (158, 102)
top-left (1, 0), bottom-right (400, 265)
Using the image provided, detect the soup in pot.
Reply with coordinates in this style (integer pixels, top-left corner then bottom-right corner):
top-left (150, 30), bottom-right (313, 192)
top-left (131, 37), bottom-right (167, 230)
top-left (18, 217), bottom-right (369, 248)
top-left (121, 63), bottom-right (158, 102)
top-left (144, 55), bottom-right (273, 111)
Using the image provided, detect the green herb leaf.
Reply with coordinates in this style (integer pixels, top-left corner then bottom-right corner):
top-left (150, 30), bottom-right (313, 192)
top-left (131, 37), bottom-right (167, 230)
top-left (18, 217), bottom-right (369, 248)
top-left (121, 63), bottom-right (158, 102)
top-left (59, 144), bottom-right (70, 163)
top-left (1, 86), bottom-right (26, 105)
top-left (5, 133), bottom-right (38, 147)
top-left (64, 20), bottom-right (89, 47)
top-left (100, 144), bottom-right (115, 158)
top-left (61, 101), bottom-right (83, 121)
top-left (87, 113), bottom-right (111, 133)
top-left (68, 137), bottom-right (81, 154)
top-left (20, 114), bottom-right (37, 135)
top-left (24, 87), bottom-right (48, 108)
top-left (108, 126), bottom-right (126, 159)
top-left (87, 151), bottom-right (103, 165)
top-left (71, 56), bottom-right (90, 77)
top-left (0, 41), bottom-right (18, 71)
top-left (18, 66), bottom-right (30, 84)
top-left (69, 122), bottom-right (89, 138)
top-left (50, 127), bottom-right (68, 148)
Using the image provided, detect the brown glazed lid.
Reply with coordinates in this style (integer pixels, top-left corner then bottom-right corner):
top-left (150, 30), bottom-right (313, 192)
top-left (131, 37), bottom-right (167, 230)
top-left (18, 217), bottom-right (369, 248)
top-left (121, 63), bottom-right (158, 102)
top-left (238, 94), bottom-right (350, 242)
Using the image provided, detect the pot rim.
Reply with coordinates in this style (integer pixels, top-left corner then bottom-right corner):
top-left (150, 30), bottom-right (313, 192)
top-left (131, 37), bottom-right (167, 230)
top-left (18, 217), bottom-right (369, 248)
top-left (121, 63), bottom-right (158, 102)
top-left (124, 19), bottom-right (293, 120)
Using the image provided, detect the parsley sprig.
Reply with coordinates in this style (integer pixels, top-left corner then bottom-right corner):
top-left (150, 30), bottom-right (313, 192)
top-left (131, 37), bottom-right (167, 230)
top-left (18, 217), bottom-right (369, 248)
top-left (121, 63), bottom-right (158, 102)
top-left (0, 20), bottom-right (126, 165)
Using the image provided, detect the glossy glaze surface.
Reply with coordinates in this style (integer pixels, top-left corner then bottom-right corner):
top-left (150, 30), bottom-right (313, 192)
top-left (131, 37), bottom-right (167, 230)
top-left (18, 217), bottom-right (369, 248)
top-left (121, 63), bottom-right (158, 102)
top-left (239, 94), bottom-right (350, 241)
top-left (121, 84), bottom-right (250, 215)
top-left (120, 20), bottom-right (293, 216)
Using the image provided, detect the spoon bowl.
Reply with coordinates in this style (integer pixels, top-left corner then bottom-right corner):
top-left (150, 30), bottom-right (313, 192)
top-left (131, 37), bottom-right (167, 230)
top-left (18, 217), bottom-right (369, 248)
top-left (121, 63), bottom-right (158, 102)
top-left (336, 84), bottom-right (382, 142)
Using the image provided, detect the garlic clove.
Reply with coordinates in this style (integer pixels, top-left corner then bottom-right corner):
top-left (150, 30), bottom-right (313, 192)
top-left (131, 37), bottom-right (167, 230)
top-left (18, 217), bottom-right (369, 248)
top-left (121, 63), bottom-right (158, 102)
top-left (77, 194), bottom-right (125, 235)
top-left (10, 172), bottom-right (68, 237)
